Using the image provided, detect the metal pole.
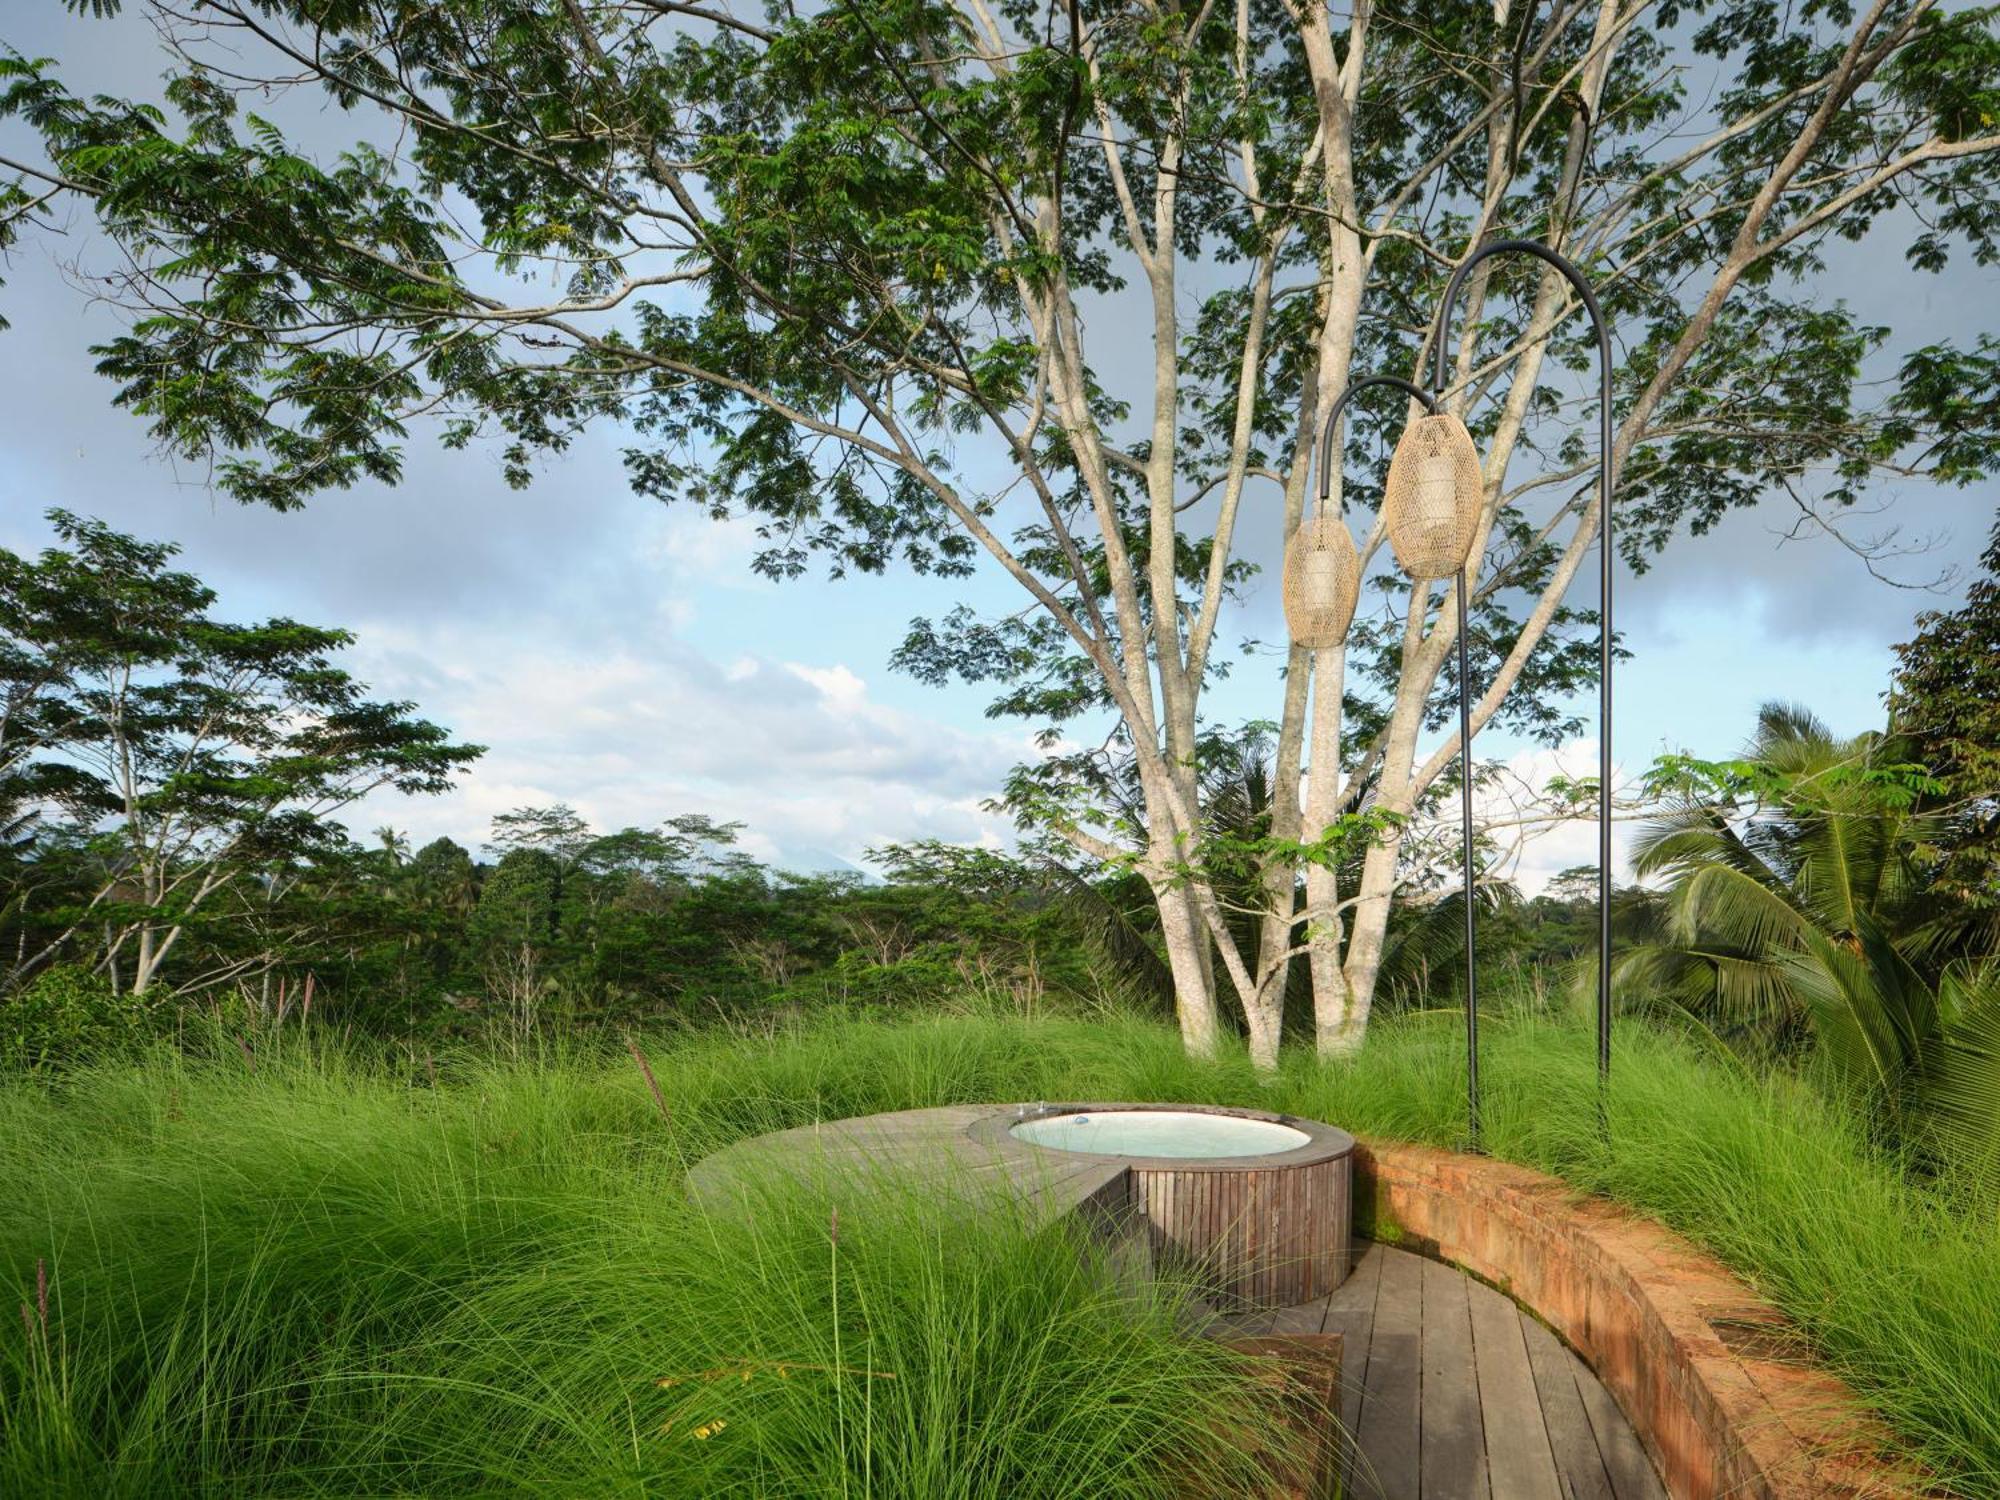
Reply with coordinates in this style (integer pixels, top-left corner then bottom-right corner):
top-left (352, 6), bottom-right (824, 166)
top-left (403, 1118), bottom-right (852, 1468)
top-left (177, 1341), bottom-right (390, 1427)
top-left (1457, 569), bottom-right (1480, 1151)
top-left (1431, 239), bottom-right (1615, 1102)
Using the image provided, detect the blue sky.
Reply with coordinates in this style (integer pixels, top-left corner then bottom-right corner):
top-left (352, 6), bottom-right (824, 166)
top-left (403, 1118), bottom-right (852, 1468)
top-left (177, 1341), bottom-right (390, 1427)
top-left (2, 7), bottom-right (1993, 890)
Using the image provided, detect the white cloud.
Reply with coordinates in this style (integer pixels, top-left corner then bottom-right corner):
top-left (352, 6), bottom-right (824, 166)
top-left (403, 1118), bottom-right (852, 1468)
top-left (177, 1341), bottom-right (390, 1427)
top-left (1477, 740), bottom-right (1640, 897)
top-left (337, 623), bottom-right (1025, 871)
top-left (648, 510), bottom-right (771, 587)
top-left (784, 661), bottom-right (870, 710)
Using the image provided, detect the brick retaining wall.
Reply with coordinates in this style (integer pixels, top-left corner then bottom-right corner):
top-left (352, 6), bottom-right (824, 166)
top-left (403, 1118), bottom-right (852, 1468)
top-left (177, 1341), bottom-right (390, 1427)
top-left (1355, 1142), bottom-right (1926, 1499)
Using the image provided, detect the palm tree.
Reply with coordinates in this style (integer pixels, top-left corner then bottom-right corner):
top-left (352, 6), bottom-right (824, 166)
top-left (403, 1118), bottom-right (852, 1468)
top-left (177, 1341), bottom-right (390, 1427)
top-left (1620, 705), bottom-right (1930, 1042)
top-left (1622, 703), bottom-right (2000, 1204)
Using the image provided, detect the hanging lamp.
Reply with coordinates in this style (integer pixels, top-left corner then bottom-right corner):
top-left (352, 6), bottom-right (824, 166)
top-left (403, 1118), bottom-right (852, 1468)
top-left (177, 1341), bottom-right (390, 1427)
top-left (1381, 412), bottom-right (1483, 579)
top-left (1281, 512), bottom-right (1360, 649)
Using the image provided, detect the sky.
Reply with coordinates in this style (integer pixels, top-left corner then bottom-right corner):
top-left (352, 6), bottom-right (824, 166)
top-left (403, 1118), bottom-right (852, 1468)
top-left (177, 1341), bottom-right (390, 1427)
top-left (2, 7), bottom-right (1994, 890)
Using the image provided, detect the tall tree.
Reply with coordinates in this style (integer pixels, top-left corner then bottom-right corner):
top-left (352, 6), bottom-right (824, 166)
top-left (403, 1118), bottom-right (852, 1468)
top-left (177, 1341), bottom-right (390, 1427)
top-left (3, 0), bottom-right (1997, 1061)
top-left (0, 511), bottom-right (482, 995)
top-left (1622, 703), bottom-right (1947, 1046)
top-left (1625, 703), bottom-right (2000, 1198)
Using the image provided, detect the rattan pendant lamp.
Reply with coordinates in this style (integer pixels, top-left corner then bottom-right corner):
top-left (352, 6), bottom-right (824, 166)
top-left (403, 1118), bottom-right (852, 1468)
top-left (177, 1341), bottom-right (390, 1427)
top-left (1382, 413), bottom-right (1484, 580)
top-left (1280, 513), bottom-right (1360, 650)
top-left (1289, 374), bottom-right (1490, 1148)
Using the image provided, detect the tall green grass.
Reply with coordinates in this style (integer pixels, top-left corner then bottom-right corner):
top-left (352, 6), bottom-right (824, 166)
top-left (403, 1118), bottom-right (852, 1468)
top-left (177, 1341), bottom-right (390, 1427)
top-left (4, 1010), bottom-right (1997, 1493)
top-left (0, 1034), bottom-right (1295, 1497)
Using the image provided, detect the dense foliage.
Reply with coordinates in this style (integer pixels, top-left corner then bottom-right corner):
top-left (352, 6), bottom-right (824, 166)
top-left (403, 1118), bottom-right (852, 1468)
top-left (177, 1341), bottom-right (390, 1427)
top-left (0, 514), bottom-right (1181, 1040)
top-left (1623, 704), bottom-right (2000, 1206)
top-left (0, 510), bottom-right (481, 1000)
top-left (1890, 514), bottom-right (2000, 918)
top-left (0, 512), bottom-right (1621, 1051)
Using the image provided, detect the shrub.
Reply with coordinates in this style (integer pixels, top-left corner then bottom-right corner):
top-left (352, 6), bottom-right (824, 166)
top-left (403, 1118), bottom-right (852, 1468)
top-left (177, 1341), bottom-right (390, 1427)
top-left (0, 965), bottom-right (155, 1072)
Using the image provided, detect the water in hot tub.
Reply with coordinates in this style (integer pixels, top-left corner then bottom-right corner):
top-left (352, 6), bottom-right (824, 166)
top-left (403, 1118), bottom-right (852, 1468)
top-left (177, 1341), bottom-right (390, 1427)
top-left (1009, 1109), bottom-right (1309, 1158)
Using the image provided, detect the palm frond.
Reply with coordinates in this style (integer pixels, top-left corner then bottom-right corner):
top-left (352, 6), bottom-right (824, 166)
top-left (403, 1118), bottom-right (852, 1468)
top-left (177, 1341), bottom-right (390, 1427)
top-left (1783, 917), bottom-right (1936, 1112)
top-left (1926, 962), bottom-right (2000, 1211)
top-left (1041, 865), bottom-right (1177, 1010)
top-left (1671, 863), bottom-right (1811, 953)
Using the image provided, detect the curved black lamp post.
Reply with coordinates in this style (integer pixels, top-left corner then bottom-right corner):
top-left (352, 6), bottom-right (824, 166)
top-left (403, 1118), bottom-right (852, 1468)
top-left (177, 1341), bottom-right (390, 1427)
top-left (1314, 374), bottom-right (1484, 1150)
top-left (1431, 239), bottom-right (1616, 1101)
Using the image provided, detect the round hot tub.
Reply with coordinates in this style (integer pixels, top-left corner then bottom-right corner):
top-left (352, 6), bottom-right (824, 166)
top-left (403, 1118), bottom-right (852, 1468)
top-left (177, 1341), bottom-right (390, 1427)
top-left (976, 1103), bottom-right (1354, 1310)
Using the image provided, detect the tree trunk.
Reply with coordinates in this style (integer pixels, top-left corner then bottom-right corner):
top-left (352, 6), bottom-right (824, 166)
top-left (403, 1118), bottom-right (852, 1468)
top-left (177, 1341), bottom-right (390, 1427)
top-left (1328, 593), bottom-right (1435, 1053)
top-left (1303, 643), bottom-right (1351, 1052)
top-left (1155, 874), bottom-right (1220, 1058)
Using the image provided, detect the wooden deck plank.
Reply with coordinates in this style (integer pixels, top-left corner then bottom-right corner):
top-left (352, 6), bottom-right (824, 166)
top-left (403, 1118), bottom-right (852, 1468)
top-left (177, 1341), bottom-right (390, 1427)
top-left (1466, 1283), bottom-right (1562, 1500)
top-left (1269, 1293), bottom-right (1333, 1337)
top-left (1219, 1301), bottom-right (1282, 1337)
top-left (1322, 1240), bottom-right (1384, 1460)
top-left (1572, 1345), bottom-right (1668, 1500)
top-left (697, 1111), bottom-right (1668, 1500)
top-left (1352, 1241), bottom-right (1424, 1500)
top-left (1418, 1255), bottom-right (1489, 1500)
top-left (1520, 1317), bottom-right (1617, 1500)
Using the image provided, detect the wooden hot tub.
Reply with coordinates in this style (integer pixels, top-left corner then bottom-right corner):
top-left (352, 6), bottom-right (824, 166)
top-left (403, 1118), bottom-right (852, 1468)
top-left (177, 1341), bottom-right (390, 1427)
top-left (969, 1103), bottom-right (1355, 1310)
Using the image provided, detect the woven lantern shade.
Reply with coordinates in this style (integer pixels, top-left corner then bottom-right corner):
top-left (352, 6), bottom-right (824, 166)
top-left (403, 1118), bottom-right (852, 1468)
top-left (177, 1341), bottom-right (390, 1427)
top-left (1382, 412), bottom-right (1483, 580)
top-left (1281, 513), bottom-right (1361, 649)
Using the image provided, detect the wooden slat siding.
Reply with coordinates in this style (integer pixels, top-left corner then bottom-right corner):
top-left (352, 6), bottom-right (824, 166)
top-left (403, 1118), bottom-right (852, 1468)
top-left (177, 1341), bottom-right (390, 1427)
top-left (1210, 1169), bottom-right (1224, 1296)
top-left (1204, 1168), bottom-right (1214, 1279)
top-left (1313, 1161), bottom-right (1326, 1291)
top-left (1572, 1341), bottom-right (1669, 1500)
top-left (1237, 1170), bottom-right (1253, 1304)
top-left (1251, 1170), bottom-right (1265, 1305)
top-left (697, 1101), bottom-right (1356, 1310)
top-left (1354, 1241), bottom-right (1424, 1500)
top-left (1131, 1155), bottom-right (1353, 1309)
top-left (1466, 1279), bottom-right (1563, 1500)
top-left (1520, 1316), bottom-right (1617, 1500)
top-left (1228, 1169), bottom-right (1244, 1301)
top-left (1185, 1167), bottom-right (1201, 1280)
top-left (1267, 1167), bottom-right (1287, 1304)
top-left (1153, 1168), bottom-right (1174, 1280)
top-left (1290, 1166), bottom-right (1305, 1298)
top-left (1282, 1168), bottom-right (1298, 1297)
top-left (1274, 1169), bottom-right (1290, 1305)
top-left (1266, 1167), bottom-right (1283, 1304)
top-left (1295, 1157), bottom-right (1313, 1298)
top-left (1185, 1169), bottom-right (1202, 1284)
top-left (1246, 1170), bottom-right (1264, 1305)
top-left (1419, 1254), bottom-right (1490, 1500)
top-left (1267, 1168), bottom-right (1284, 1303)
